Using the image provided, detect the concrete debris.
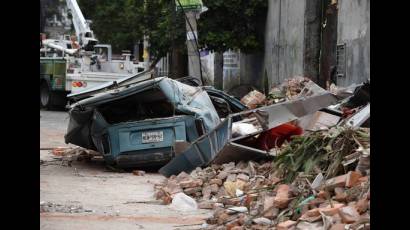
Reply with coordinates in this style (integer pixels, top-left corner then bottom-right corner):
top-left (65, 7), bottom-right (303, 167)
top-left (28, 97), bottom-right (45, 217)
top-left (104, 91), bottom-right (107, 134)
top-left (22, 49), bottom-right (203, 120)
top-left (132, 170), bottom-right (146, 176)
top-left (265, 76), bottom-right (326, 105)
top-left (277, 220), bottom-right (297, 230)
top-left (153, 121), bottom-right (370, 229)
top-left (252, 217), bottom-right (272, 225)
top-left (240, 90), bottom-right (266, 109)
top-left (232, 122), bottom-right (259, 137)
top-left (338, 206), bottom-right (361, 224)
top-left (143, 79), bottom-right (371, 229)
top-left (169, 192), bottom-right (198, 212)
top-left (226, 206), bottom-right (248, 214)
top-left (40, 201), bottom-right (91, 213)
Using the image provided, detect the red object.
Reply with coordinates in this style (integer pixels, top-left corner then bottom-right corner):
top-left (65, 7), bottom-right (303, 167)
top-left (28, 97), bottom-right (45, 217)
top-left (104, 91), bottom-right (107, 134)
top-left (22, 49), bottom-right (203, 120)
top-left (255, 123), bottom-right (303, 150)
top-left (341, 107), bottom-right (355, 118)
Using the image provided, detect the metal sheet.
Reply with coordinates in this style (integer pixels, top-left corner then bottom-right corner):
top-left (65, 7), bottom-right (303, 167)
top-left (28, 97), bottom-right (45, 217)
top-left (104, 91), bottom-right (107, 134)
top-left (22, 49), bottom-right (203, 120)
top-left (345, 104), bottom-right (370, 128)
top-left (159, 92), bottom-right (341, 177)
top-left (212, 142), bottom-right (269, 165)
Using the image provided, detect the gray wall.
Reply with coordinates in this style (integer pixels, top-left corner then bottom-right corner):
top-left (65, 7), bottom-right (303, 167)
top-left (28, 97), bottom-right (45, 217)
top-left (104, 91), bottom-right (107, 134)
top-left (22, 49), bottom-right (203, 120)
top-left (239, 53), bottom-right (264, 90)
top-left (229, 0), bottom-right (370, 91)
top-left (263, 0), bottom-right (322, 88)
top-left (337, 0), bottom-right (370, 86)
top-left (264, 0), bottom-right (305, 87)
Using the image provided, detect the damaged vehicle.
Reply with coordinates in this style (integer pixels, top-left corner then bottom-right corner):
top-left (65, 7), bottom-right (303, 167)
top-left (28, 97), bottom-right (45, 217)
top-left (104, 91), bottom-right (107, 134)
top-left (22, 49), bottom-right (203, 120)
top-left (64, 72), bottom-right (246, 168)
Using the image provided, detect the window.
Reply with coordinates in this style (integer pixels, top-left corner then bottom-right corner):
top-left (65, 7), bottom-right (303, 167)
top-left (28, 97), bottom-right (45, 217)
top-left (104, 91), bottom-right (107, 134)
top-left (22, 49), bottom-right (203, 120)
top-left (336, 43), bottom-right (346, 77)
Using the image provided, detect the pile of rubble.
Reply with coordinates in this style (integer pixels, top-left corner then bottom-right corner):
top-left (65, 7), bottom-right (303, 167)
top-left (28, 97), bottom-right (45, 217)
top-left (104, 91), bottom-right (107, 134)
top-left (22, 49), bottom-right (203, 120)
top-left (240, 77), bottom-right (315, 109)
top-left (154, 126), bottom-right (370, 230)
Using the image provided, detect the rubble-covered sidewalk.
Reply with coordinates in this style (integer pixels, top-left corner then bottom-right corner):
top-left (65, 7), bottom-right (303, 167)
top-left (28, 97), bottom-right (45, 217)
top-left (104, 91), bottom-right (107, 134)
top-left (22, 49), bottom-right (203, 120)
top-left (153, 78), bottom-right (370, 230)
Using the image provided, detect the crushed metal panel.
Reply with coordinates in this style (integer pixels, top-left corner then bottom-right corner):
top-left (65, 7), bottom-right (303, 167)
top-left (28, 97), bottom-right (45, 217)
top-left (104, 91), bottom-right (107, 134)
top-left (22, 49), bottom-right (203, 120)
top-left (345, 104), bottom-right (370, 128)
top-left (159, 92), bottom-right (341, 177)
top-left (68, 69), bottom-right (154, 101)
top-left (66, 77), bottom-right (222, 168)
top-left (159, 118), bottom-right (231, 177)
top-left (211, 142), bottom-right (270, 165)
top-left (158, 79), bottom-right (220, 132)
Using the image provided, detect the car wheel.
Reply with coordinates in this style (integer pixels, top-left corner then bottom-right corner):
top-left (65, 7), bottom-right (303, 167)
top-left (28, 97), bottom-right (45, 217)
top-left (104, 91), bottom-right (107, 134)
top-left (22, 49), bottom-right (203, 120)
top-left (40, 82), bottom-right (52, 109)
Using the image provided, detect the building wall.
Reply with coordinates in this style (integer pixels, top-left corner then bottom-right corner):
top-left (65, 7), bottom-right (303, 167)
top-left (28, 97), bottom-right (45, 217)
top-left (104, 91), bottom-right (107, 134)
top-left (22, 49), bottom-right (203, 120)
top-left (235, 0), bottom-right (323, 92)
top-left (263, 0), bottom-right (315, 88)
top-left (336, 0), bottom-right (370, 86)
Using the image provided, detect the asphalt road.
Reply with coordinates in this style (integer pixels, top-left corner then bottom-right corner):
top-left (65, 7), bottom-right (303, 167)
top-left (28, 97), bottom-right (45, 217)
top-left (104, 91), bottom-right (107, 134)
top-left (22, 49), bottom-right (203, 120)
top-left (40, 110), bottom-right (211, 230)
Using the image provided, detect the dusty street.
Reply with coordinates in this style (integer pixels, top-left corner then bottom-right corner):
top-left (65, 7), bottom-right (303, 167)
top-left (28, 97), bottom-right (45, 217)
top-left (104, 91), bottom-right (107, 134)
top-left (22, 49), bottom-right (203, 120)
top-left (40, 110), bottom-right (212, 230)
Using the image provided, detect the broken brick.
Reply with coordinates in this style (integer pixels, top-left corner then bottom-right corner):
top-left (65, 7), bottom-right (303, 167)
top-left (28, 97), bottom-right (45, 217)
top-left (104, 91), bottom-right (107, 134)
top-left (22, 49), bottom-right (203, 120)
top-left (198, 201), bottom-right (214, 209)
top-left (231, 226), bottom-right (244, 230)
top-left (237, 173), bottom-right (250, 182)
top-left (217, 171), bottom-right (228, 180)
top-left (213, 202), bottom-right (224, 209)
top-left (194, 192), bottom-right (202, 197)
top-left (162, 195), bottom-right (172, 205)
top-left (226, 220), bottom-right (240, 230)
top-left (317, 190), bottom-right (330, 199)
top-left (274, 184), bottom-right (291, 208)
top-left (270, 176), bottom-right (281, 185)
top-left (211, 184), bottom-right (220, 194)
top-left (331, 213), bottom-right (343, 224)
top-left (262, 196), bottom-right (277, 218)
top-left (179, 179), bottom-right (203, 188)
top-left (320, 203), bottom-right (345, 216)
top-left (277, 220), bottom-right (297, 230)
top-left (338, 206), bottom-right (361, 224)
top-left (217, 213), bottom-right (230, 225)
top-left (164, 180), bottom-right (182, 195)
top-left (334, 194), bottom-right (347, 202)
top-left (330, 224), bottom-right (346, 230)
top-left (210, 178), bottom-right (223, 186)
top-left (324, 175), bottom-right (347, 190)
top-left (308, 198), bottom-right (326, 207)
top-left (358, 176), bottom-right (369, 183)
top-left (355, 198), bottom-right (369, 214)
top-left (132, 170), bottom-right (146, 176)
top-left (345, 171), bottom-right (362, 188)
top-left (175, 171), bottom-right (191, 182)
top-left (202, 185), bottom-right (212, 200)
top-left (334, 187), bottom-right (345, 195)
top-left (305, 208), bottom-right (321, 217)
top-left (333, 187), bottom-right (347, 202)
top-left (226, 174), bottom-right (237, 182)
top-left (183, 186), bottom-right (202, 195)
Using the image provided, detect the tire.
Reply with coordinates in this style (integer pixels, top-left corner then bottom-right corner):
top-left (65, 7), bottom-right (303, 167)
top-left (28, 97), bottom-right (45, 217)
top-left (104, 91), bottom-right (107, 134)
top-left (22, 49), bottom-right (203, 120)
top-left (40, 82), bottom-right (52, 109)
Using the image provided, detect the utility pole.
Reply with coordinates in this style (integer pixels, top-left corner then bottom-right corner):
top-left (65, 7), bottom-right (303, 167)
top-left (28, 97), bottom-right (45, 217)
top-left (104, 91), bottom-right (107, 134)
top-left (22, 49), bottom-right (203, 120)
top-left (176, 0), bottom-right (207, 84)
top-left (143, 35), bottom-right (150, 70)
top-left (184, 11), bottom-right (201, 80)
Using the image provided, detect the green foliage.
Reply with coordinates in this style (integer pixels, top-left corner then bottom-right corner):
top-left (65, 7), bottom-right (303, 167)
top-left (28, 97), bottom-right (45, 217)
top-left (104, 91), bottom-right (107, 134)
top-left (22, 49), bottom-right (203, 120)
top-left (78, 0), bottom-right (186, 57)
top-left (78, 0), bottom-right (144, 53)
top-left (144, 1), bottom-right (186, 60)
top-left (198, 0), bottom-right (267, 53)
top-left (274, 127), bottom-right (370, 183)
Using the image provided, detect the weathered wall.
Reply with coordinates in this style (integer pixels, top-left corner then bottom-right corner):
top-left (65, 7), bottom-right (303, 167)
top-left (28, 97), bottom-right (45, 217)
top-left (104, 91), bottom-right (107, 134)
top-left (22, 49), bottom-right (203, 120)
top-left (264, 0), bottom-right (305, 87)
top-left (303, 0), bottom-right (322, 82)
top-left (263, 0), bottom-right (322, 88)
top-left (336, 0), bottom-right (370, 86)
top-left (239, 53), bottom-right (264, 90)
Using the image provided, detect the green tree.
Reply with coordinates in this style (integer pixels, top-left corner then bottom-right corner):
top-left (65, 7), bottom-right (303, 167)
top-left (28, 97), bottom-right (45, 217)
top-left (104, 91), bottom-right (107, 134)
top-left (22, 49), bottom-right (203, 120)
top-left (78, 0), bottom-right (144, 53)
top-left (78, 0), bottom-right (186, 60)
top-left (198, 0), bottom-right (267, 53)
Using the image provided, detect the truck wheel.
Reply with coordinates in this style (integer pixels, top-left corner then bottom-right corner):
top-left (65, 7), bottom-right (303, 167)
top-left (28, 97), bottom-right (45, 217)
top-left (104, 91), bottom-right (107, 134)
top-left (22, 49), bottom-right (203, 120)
top-left (40, 82), bottom-right (53, 109)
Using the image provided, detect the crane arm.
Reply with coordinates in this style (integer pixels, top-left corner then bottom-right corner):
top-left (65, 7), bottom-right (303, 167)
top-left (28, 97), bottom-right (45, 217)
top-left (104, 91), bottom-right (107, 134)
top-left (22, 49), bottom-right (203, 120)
top-left (66, 0), bottom-right (98, 50)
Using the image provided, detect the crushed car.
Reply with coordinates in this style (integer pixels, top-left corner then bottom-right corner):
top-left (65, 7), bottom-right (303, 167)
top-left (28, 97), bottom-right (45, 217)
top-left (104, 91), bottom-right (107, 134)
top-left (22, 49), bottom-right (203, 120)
top-left (64, 72), bottom-right (246, 168)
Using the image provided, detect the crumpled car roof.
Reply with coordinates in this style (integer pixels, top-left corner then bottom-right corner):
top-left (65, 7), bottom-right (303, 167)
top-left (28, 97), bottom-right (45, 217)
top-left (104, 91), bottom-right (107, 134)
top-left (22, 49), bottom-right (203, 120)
top-left (65, 77), bottom-right (221, 148)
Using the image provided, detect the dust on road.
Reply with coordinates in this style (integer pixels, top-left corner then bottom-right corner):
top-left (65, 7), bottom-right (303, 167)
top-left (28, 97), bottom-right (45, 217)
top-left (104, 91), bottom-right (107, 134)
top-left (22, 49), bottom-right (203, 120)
top-left (40, 110), bottom-right (211, 230)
